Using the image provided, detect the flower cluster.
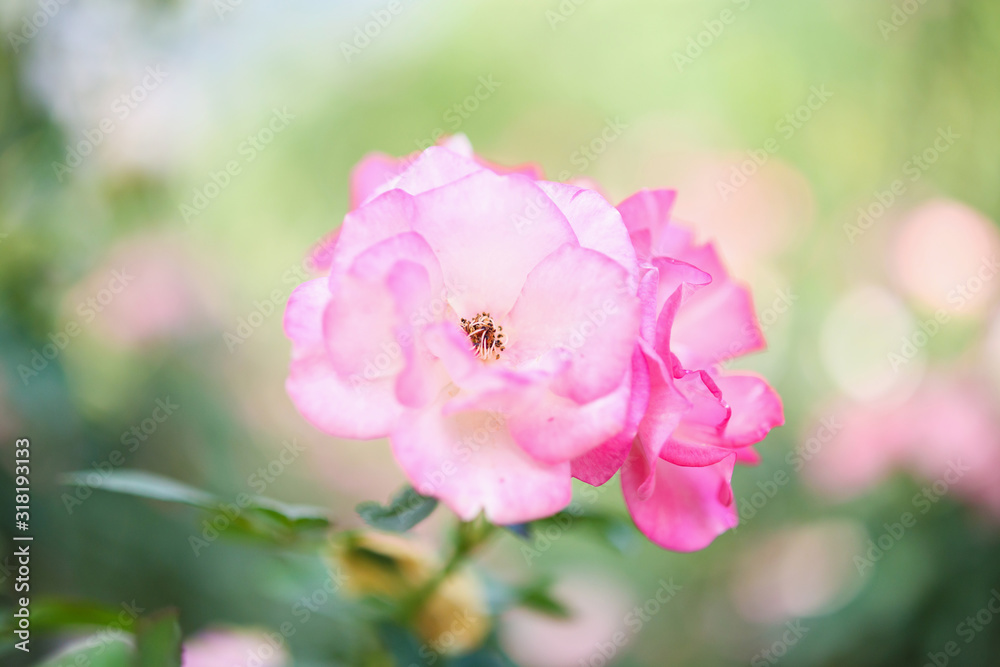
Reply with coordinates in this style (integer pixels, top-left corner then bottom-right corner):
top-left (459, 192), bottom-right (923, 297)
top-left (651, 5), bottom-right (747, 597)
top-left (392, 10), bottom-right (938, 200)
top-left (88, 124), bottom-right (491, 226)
top-left (284, 136), bottom-right (783, 551)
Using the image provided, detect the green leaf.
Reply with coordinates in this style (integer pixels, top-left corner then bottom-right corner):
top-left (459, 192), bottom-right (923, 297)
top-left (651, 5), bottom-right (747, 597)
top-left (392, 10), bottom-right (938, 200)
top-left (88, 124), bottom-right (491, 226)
top-left (60, 470), bottom-right (216, 510)
top-left (133, 609), bottom-right (182, 667)
top-left (526, 509), bottom-right (638, 554)
top-left (517, 579), bottom-right (572, 619)
top-left (60, 470), bottom-right (332, 542)
top-left (36, 636), bottom-right (133, 667)
top-left (356, 486), bottom-right (438, 533)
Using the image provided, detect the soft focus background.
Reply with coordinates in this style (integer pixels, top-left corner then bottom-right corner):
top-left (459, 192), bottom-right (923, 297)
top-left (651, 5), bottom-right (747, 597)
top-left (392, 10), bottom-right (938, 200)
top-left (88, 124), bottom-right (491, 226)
top-left (3, 0), bottom-right (1000, 665)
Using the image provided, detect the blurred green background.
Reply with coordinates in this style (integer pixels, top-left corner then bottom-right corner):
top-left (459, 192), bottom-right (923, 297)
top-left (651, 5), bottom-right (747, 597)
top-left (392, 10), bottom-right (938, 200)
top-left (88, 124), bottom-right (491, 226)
top-left (2, 0), bottom-right (1000, 665)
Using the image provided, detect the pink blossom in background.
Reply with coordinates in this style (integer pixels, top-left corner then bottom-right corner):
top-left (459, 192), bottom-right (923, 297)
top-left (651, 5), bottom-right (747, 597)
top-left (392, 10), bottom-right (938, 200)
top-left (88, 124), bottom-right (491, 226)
top-left (500, 571), bottom-right (634, 667)
top-left (803, 375), bottom-right (1000, 518)
top-left (667, 155), bottom-right (815, 277)
top-left (284, 138), bottom-right (783, 549)
top-left (890, 199), bottom-right (1000, 316)
top-left (65, 232), bottom-right (223, 348)
top-left (182, 628), bottom-right (289, 667)
top-left (730, 521), bottom-right (866, 624)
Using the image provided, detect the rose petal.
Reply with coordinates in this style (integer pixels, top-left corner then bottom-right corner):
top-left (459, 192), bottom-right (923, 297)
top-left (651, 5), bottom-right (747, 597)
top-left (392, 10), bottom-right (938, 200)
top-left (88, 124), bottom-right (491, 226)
top-left (504, 244), bottom-right (640, 403)
top-left (622, 448), bottom-right (738, 552)
top-left (413, 170), bottom-right (578, 318)
top-left (391, 401), bottom-right (572, 524)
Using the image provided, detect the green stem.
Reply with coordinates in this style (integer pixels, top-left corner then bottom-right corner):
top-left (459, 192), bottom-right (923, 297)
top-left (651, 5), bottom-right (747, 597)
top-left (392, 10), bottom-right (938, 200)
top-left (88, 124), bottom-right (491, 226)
top-left (396, 517), bottom-right (495, 624)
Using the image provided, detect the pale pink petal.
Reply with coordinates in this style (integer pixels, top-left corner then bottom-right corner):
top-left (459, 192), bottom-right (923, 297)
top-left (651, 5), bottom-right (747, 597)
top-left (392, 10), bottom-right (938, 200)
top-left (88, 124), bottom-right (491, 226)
top-left (413, 170), bottom-right (578, 318)
top-left (322, 273), bottom-right (406, 379)
top-left (537, 181), bottom-right (639, 289)
top-left (284, 278), bottom-right (331, 356)
top-left (391, 402), bottom-right (572, 524)
top-left (572, 347), bottom-right (650, 486)
top-left (285, 279), bottom-right (404, 438)
top-left (671, 275), bottom-right (765, 368)
top-left (504, 244), bottom-right (640, 403)
top-left (622, 448), bottom-right (738, 552)
top-left (350, 152), bottom-right (405, 208)
top-left (376, 146), bottom-right (485, 199)
top-left (488, 373), bottom-right (632, 464)
top-left (330, 189), bottom-right (417, 280)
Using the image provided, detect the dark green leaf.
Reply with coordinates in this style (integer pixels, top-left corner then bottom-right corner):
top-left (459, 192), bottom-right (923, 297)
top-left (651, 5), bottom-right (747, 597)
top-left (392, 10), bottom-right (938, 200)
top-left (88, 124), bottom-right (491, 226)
top-left (356, 486), bottom-right (438, 533)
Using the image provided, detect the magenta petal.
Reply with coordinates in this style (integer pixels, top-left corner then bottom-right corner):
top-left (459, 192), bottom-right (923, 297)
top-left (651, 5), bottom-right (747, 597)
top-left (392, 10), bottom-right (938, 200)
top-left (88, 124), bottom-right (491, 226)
top-left (736, 446), bottom-right (762, 465)
top-left (669, 245), bottom-right (766, 368)
top-left (635, 341), bottom-right (690, 471)
top-left (616, 189), bottom-right (677, 238)
top-left (622, 447), bottom-right (738, 552)
top-left (713, 373), bottom-right (785, 447)
top-left (391, 402), bottom-right (572, 524)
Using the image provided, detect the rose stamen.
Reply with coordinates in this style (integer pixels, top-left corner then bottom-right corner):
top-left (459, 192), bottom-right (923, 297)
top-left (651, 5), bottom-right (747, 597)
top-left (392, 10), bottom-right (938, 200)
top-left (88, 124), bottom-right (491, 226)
top-left (460, 312), bottom-right (507, 361)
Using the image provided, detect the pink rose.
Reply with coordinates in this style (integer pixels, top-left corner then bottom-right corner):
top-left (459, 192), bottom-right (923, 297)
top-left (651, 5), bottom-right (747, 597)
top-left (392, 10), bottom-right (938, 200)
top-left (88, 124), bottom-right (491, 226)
top-left (285, 139), bottom-right (641, 524)
top-left (284, 138), bottom-right (783, 549)
top-left (595, 189), bottom-right (785, 551)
